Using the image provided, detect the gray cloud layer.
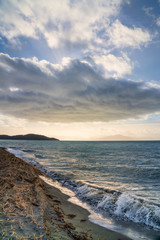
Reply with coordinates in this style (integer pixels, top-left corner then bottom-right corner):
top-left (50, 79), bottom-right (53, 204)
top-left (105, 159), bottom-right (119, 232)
top-left (0, 53), bottom-right (160, 122)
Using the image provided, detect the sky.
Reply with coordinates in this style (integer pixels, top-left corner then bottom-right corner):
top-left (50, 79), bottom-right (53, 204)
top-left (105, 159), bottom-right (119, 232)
top-left (0, 0), bottom-right (160, 140)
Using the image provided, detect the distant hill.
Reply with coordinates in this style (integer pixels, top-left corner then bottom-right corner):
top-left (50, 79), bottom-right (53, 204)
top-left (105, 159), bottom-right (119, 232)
top-left (0, 134), bottom-right (59, 141)
top-left (102, 134), bottom-right (138, 141)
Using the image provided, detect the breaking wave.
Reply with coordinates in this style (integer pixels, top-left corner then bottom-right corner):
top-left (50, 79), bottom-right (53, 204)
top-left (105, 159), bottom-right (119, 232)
top-left (7, 147), bottom-right (160, 231)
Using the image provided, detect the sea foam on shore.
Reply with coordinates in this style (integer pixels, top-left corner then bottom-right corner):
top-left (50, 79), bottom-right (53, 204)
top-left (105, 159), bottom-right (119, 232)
top-left (6, 146), bottom-right (160, 240)
top-left (0, 147), bottom-right (132, 240)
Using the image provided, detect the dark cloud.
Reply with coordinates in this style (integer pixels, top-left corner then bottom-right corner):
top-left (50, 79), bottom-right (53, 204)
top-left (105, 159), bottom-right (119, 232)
top-left (0, 53), bottom-right (160, 122)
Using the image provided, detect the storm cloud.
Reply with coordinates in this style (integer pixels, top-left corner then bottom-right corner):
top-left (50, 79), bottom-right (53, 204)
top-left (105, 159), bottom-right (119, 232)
top-left (0, 53), bottom-right (160, 122)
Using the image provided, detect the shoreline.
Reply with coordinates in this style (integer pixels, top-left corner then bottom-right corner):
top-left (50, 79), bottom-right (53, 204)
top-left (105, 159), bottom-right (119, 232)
top-left (0, 147), bottom-right (132, 239)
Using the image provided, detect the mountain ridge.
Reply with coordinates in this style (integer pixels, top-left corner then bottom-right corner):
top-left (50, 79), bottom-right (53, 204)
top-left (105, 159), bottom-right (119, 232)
top-left (0, 134), bottom-right (59, 141)
top-left (99, 134), bottom-right (140, 141)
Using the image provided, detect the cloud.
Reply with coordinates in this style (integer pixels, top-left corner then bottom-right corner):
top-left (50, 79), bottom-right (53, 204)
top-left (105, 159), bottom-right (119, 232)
top-left (143, 6), bottom-right (160, 28)
top-left (156, 17), bottom-right (160, 26)
top-left (108, 19), bottom-right (152, 49)
top-left (92, 53), bottom-right (133, 77)
top-left (0, 0), bottom-right (122, 49)
top-left (0, 53), bottom-right (160, 123)
top-left (143, 7), bottom-right (155, 20)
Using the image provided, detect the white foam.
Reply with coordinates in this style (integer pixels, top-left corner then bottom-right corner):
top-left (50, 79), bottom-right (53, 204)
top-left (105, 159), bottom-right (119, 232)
top-left (7, 147), bottom-right (160, 232)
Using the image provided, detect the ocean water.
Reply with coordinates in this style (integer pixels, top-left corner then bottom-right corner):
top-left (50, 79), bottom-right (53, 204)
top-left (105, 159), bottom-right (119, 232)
top-left (0, 140), bottom-right (160, 240)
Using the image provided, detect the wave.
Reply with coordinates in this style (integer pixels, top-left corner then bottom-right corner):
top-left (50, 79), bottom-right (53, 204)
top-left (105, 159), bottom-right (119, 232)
top-left (75, 185), bottom-right (160, 229)
top-left (7, 147), bottom-right (160, 231)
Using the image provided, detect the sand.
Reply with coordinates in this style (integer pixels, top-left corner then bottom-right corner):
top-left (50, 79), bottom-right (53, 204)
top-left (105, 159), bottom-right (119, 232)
top-left (0, 148), bottom-right (132, 240)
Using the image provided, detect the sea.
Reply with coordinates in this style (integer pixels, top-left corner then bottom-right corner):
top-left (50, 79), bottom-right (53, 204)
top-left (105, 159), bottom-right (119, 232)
top-left (0, 140), bottom-right (160, 240)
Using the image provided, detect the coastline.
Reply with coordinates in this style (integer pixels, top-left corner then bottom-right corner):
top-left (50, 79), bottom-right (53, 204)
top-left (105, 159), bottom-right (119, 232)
top-left (0, 148), bottom-right (132, 240)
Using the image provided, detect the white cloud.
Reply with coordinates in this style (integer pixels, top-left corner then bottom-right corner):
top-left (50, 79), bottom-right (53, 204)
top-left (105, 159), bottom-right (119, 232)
top-left (143, 7), bottom-right (155, 20)
top-left (9, 87), bottom-right (20, 92)
top-left (146, 80), bottom-right (160, 89)
top-left (156, 17), bottom-right (160, 26)
top-left (0, 0), bottom-right (122, 49)
top-left (0, 1), bottom-right (37, 40)
top-left (108, 19), bottom-right (152, 49)
top-left (92, 53), bottom-right (133, 77)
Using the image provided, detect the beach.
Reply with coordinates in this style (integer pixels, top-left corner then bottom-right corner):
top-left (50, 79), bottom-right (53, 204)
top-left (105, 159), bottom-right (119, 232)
top-left (0, 147), bottom-right (132, 240)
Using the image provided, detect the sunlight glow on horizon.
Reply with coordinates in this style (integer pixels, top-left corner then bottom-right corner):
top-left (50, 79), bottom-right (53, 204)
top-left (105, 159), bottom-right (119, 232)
top-left (1, 114), bottom-right (160, 141)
